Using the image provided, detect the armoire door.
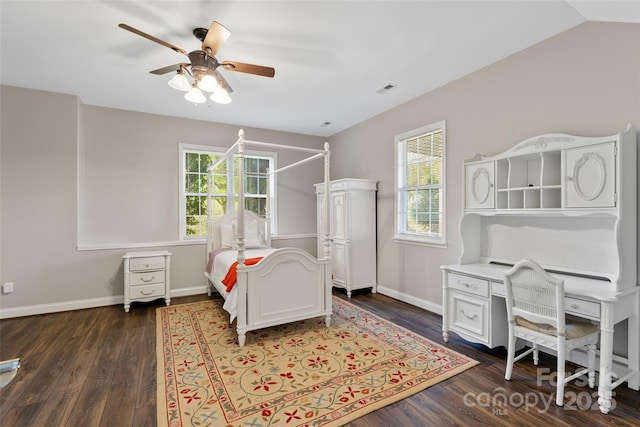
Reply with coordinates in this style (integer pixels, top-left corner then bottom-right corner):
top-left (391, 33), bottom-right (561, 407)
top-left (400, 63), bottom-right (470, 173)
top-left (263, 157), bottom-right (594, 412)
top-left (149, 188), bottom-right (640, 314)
top-left (330, 191), bottom-right (347, 241)
top-left (330, 191), bottom-right (348, 285)
top-left (332, 242), bottom-right (347, 285)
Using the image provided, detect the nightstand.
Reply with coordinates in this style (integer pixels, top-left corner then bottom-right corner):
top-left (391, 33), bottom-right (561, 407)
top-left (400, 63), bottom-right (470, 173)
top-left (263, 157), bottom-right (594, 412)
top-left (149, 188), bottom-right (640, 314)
top-left (122, 250), bottom-right (171, 312)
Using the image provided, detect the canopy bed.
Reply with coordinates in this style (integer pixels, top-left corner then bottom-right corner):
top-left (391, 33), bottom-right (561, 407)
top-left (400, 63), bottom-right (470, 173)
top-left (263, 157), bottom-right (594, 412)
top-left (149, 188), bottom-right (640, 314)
top-left (204, 129), bottom-right (332, 347)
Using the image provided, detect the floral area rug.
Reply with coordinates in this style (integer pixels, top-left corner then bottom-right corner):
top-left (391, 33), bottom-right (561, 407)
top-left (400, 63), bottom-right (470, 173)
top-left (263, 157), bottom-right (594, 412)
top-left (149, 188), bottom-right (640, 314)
top-left (156, 297), bottom-right (478, 426)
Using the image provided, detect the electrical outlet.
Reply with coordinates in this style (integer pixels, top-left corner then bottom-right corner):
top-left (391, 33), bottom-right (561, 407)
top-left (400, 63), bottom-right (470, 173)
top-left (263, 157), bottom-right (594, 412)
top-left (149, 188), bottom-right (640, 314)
top-left (3, 282), bottom-right (14, 294)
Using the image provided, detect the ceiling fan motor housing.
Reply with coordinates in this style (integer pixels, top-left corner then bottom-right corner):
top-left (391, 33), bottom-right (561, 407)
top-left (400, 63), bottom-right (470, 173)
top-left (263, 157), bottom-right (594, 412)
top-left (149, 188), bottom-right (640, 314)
top-left (188, 50), bottom-right (219, 77)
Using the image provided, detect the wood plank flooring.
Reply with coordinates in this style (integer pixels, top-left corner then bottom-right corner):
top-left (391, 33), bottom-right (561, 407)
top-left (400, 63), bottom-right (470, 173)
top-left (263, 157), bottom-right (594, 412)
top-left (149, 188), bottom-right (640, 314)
top-left (1, 290), bottom-right (638, 426)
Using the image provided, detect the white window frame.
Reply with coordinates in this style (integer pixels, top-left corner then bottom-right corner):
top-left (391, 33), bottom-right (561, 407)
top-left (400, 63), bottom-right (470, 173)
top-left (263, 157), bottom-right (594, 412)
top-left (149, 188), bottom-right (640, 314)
top-left (394, 121), bottom-right (446, 247)
top-left (179, 143), bottom-right (277, 240)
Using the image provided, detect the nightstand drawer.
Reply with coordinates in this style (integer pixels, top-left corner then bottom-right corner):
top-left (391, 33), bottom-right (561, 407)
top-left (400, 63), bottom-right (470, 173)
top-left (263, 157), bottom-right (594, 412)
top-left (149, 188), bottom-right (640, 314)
top-left (129, 283), bottom-right (165, 300)
top-left (130, 256), bottom-right (165, 272)
top-left (130, 270), bottom-right (165, 286)
top-left (448, 273), bottom-right (489, 297)
top-left (565, 297), bottom-right (600, 320)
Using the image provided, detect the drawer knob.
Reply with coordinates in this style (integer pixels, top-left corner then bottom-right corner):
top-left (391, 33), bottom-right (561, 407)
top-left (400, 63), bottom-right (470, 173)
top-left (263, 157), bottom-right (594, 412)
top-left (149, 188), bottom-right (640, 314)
top-left (456, 280), bottom-right (477, 291)
top-left (140, 276), bottom-right (155, 283)
top-left (141, 290), bottom-right (155, 296)
top-left (570, 303), bottom-right (579, 309)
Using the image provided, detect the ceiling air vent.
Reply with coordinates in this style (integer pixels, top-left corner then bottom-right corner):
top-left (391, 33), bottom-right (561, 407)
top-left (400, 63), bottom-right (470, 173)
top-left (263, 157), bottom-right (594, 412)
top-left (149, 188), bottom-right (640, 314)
top-left (376, 83), bottom-right (397, 94)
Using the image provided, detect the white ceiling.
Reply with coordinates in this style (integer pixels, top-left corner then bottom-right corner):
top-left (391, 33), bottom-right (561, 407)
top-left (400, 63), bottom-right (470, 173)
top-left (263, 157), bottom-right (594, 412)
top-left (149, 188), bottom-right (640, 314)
top-left (1, 1), bottom-right (638, 137)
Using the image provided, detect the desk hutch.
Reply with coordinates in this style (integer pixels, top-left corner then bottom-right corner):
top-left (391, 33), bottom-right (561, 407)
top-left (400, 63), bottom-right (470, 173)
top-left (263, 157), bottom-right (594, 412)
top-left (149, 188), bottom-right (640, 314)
top-left (441, 125), bottom-right (638, 413)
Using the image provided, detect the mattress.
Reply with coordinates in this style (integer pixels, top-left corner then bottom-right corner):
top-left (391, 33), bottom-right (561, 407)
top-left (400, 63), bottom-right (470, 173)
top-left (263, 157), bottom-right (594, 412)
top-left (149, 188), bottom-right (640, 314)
top-left (206, 247), bottom-right (277, 322)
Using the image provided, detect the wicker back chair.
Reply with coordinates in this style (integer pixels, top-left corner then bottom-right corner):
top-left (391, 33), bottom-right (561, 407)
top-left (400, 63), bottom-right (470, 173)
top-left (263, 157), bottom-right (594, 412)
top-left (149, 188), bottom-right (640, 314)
top-left (503, 259), bottom-right (599, 406)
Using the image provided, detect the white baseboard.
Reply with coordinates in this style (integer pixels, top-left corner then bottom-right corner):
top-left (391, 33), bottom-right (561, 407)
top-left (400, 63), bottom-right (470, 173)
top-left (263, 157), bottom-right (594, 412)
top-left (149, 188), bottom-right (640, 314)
top-left (0, 286), bottom-right (209, 319)
top-left (376, 285), bottom-right (443, 315)
top-left (0, 296), bottom-right (124, 319)
top-left (170, 286), bottom-right (209, 298)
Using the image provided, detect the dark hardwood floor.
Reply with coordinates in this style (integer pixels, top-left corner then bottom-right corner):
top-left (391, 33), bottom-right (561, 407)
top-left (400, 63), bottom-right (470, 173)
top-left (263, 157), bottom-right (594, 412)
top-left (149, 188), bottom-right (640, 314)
top-left (1, 290), bottom-right (638, 426)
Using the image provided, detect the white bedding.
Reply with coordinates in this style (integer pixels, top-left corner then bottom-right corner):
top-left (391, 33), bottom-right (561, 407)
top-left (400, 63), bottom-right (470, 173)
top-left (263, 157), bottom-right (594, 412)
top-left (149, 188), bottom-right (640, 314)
top-left (207, 247), bottom-right (277, 322)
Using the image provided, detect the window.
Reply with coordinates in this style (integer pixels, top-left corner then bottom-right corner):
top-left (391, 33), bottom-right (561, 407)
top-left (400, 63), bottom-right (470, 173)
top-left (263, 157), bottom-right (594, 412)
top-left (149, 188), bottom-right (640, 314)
top-left (180, 144), bottom-right (275, 240)
top-left (394, 121), bottom-right (446, 246)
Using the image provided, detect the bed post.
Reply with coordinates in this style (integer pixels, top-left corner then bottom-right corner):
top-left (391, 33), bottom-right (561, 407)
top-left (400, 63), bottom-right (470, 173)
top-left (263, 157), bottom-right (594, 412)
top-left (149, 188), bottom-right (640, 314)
top-left (236, 129), bottom-right (248, 347)
top-left (206, 158), bottom-right (214, 297)
top-left (265, 168), bottom-right (272, 247)
top-left (323, 142), bottom-right (331, 260)
top-left (323, 142), bottom-right (332, 327)
top-left (237, 129), bottom-right (246, 265)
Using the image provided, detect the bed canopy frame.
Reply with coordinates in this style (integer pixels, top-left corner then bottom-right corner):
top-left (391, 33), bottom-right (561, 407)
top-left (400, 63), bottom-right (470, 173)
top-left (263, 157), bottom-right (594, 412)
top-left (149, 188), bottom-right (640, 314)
top-left (205, 129), bottom-right (332, 346)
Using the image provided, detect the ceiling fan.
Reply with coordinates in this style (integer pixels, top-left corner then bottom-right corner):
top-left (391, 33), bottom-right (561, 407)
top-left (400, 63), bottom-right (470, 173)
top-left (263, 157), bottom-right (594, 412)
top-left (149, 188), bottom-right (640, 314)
top-left (119, 21), bottom-right (275, 104)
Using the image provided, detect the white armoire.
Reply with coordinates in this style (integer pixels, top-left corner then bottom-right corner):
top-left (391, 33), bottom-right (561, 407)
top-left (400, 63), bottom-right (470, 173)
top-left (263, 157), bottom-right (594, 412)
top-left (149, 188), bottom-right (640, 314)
top-left (315, 179), bottom-right (377, 297)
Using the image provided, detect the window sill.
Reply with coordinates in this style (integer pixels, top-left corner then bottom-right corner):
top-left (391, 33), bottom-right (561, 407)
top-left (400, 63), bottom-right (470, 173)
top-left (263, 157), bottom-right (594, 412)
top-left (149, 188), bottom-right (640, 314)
top-left (393, 235), bottom-right (447, 249)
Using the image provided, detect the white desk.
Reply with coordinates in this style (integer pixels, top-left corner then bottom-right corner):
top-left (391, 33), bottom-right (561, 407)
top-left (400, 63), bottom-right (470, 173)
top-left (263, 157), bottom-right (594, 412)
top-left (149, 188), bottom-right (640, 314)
top-left (442, 262), bottom-right (640, 414)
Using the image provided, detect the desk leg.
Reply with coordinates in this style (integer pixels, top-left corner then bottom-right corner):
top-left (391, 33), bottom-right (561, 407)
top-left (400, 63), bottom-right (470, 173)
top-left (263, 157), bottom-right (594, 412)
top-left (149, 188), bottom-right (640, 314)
top-left (628, 292), bottom-right (640, 390)
top-left (597, 302), bottom-right (615, 414)
top-left (442, 270), bottom-right (449, 342)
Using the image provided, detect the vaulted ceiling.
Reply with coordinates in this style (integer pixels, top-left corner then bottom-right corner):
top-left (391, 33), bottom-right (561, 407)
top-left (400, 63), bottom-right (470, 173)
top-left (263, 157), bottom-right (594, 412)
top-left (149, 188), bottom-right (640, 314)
top-left (1, 1), bottom-right (638, 137)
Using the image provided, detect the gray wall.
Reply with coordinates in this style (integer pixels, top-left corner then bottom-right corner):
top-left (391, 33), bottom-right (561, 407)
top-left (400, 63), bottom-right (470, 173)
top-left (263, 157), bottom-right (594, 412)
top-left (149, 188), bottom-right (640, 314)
top-left (327, 21), bottom-right (640, 312)
top-left (1, 87), bottom-right (324, 314)
top-left (80, 106), bottom-right (325, 245)
top-left (1, 21), bottom-right (639, 317)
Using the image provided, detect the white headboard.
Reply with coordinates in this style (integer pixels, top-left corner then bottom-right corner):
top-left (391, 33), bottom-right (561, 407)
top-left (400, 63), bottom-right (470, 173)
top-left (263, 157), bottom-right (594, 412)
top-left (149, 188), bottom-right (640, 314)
top-left (208, 209), bottom-right (270, 252)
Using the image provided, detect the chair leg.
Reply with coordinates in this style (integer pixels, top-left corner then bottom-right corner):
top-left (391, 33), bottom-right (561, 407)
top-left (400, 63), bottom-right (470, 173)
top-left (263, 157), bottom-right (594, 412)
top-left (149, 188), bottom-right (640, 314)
top-left (505, 328), bottom-right (516, 380)
top-left (556, 352), bottom-right (566, 406)
top-left (587, 343), bottom-right (596, 388)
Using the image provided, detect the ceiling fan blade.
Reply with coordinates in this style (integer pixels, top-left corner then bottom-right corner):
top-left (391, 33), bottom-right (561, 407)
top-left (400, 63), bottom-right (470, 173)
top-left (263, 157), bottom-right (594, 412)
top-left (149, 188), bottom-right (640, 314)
top-left (213, 70), bottom-right (233, 93)
top-left (150, 63), bottom-right (190, 75)
top-left (221, 61), bottom-right (275, 78)
top-left (201, 21), bottom-right (231, 56)
top-left (119, 23), bottom-right (188, 56)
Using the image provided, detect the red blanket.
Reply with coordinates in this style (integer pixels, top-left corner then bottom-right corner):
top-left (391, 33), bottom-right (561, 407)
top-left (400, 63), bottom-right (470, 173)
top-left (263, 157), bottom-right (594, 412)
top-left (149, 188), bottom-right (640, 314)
top-left (222, 257), bottom-right (263, 292)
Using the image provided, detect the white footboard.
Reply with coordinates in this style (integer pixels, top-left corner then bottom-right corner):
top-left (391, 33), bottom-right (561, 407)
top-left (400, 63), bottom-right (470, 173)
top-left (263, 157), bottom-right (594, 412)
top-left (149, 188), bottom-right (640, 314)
top-left (235, 247), bottom-right (332, 346)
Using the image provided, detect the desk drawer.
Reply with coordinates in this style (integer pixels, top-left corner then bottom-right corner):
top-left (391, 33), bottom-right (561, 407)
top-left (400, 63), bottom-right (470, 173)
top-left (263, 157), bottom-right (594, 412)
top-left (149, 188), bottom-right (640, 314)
top-left (130, 270), bottom-right (165, 286)
top-left (130, 256), bottom-right (165, 272)
top-left (129, 283), bottom-right (165, 300)
top-left (450, 292), bottom-right (488, 341)
top-left (491, 281), bottom-right (505, 297)
top-left (565, 297), bottom-right (600, 320)
top-left (448, 273), bottom-right (489, 297)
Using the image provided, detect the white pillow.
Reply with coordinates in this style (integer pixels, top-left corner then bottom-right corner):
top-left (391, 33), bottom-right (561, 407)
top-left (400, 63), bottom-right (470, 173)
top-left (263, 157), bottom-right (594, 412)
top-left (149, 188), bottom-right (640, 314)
top-left (219, 223), bottom-right (235, 248)
top-left (244, 220), bottom-right (265, 248)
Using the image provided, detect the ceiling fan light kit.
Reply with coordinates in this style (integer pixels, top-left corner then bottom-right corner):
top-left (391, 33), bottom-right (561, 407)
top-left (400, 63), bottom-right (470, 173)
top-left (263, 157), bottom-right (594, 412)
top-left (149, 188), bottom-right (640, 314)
top-left (198, 74), bottom-right (221, 93)
top-left (167, 72), bottom-right (190, 91)
top-left (119, 21), bottom-right (274, 108)
top-left (185, 85), bottom-right (207, 104)
top-left (210, 89), bottom-right (232, 104)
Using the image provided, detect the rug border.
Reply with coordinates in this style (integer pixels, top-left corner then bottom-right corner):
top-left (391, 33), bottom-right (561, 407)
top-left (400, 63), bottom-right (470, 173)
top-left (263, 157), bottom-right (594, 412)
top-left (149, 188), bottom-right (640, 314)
top-left (155, 306), bottom-right (170, 427)
top-left (156, 296), bottom-right (479, 426)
